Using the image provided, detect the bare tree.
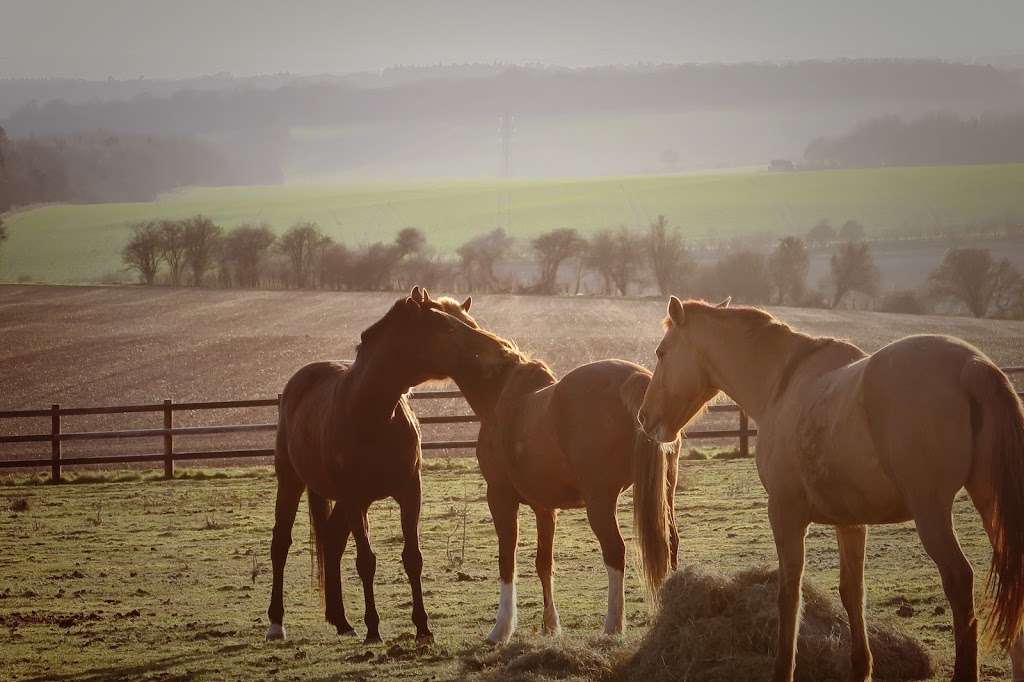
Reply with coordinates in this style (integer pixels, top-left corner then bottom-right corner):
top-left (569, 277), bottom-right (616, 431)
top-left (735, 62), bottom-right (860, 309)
top-left (645, 214), bottom-right (693, 295)
top-left (221, 223), bottom-right (276, 288)
top-left (708, 250), bottom-right (771, 304)
top-left (346, 242), bottom-right (403, 290)
top-left (277, 221), bottom-right (329, 288)
top-left (586, 227), bottom-right (641, 296)
top-left (157, 220), bottom-right (188, 286)
top-left (928, 248), bottom-right (1021, 318)
top-left (121, 221), bottom-right (163, 285)
top-left (806, 218), bottom-right (836, 248)
top-left (457, 228), bottom-right (514, 292)
top-left (319, 243), bottom-right (351, 291)
top-left (395, 227), bottom-right (427, 258)
top-left (530, 228), bottom-right (586, 294)
top-left (828, 241), bottom-right (879, 307)
top-left (839, 219), bottom-right (866, 242)
top-left (768, 236), bottom-right (809, 304)
top-left (182, 215), bottom-right (222, 286)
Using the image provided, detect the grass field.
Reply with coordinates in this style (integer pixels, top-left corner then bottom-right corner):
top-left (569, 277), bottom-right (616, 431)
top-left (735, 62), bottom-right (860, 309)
top-left (3, 163), bottom-right (1024, 284)
top-left (0, 459), bottom-right (1013, 681)
top-left (2, 286), bottom-right (1024, 680)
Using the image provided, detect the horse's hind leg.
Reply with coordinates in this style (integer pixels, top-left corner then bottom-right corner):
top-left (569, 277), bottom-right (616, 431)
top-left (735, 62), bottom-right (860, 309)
top-left (534, 506), bottom-right (560, 635)
top-left (914, 505), bottom-right (978, 681)
top-left (836, 525), bottom-right (872, 682)
top-left (266, 466), bottom-right (304, 640)
top-left (323, 505), bottom-right (355, 636)
top-left (346, 505), bottom-right (381, 644)
top-left (585, 493), bottom-right (626, 635)
top-left (396, 478), bottom-right (432, 642)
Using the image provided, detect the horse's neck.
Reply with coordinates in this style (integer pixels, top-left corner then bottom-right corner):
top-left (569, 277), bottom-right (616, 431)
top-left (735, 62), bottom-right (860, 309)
top-left (454, 359), bottom-right (551, 420)
top-left (344, 357), bottom-right (409, 424)
top-left (698, 320), bottom-right (818, 422)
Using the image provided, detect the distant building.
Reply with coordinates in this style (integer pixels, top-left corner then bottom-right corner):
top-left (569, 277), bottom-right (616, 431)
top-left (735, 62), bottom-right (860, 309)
top-left (770, 159), bottom-right (795, 171)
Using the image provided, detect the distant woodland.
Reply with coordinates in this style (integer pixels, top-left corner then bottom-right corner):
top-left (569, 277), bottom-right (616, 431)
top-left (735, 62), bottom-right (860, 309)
top-left (2, 60), bottom-right (1024, 207)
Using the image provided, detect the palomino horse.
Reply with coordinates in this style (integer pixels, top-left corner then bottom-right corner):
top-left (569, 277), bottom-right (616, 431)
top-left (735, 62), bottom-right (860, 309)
top-left (638, 297), bottom-right (1024, 681)
top-left (266, 288), bottom-right (506, 643)
top-left (389, 290), bottom-right (680, 643)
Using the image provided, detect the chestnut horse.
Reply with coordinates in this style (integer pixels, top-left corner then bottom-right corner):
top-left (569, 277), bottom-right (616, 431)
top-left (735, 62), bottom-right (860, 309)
top-left (638, 297), bottom-right (1024, 682)
top-left (265, 289), bottom-right (505, 643)
top-left (389, 290), bottom-right (680, 643)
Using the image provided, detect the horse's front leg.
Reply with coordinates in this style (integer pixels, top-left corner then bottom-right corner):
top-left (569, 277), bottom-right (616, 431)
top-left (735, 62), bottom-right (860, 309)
top-left (534, 506), bottom-right (560, 635)
top-left (396, 477), bottom-right (432, 642)
top-left (345, 504), bottom-right (381, 644)
top-left (486, 484), bottom-right (520, 644)
top-left (836, 524), bottom-right (872, 681)
top-left (769, 496), bottom-right (809, 682)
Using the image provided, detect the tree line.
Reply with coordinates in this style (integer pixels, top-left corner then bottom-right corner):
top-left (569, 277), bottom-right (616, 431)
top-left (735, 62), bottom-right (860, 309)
top-left (0, 126), bottom-right (281, 212)
top-left (804, 111), bottom-right (1024, 168)
top-left (118, 214), bottom-right (1024, 320)
top-left (7, 61), bottom-right (1019, 138)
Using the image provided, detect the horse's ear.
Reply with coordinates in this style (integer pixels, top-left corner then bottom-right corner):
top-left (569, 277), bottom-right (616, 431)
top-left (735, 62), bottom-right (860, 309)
top-left (716, 296), bottom-right (732, 309)
top-left (668, 296), bottom-right (685, 326)
top-left (462, 296), bottom-right (472, 312)
top-left (409, 286), bottom-right (423, 303)
top-left (421, 288), bottom-right (431, 302)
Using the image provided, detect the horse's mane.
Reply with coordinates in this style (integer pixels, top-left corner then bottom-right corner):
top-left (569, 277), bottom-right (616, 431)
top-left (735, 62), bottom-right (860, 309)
top-left (667, 300), bottom-right (858, 397)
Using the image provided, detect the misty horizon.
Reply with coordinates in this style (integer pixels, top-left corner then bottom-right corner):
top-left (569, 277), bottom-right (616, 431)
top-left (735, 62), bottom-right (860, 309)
top-left (3, 0), bottom-right (1024, 80)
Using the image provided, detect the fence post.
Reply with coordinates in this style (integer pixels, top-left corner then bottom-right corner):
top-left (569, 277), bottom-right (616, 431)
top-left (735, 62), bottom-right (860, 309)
top-left (739, 410), bottom-right (750, 458)
top-left (163, 399), bottom-right (174, 479)
top-left (50, 404), bottom-right (61, 483)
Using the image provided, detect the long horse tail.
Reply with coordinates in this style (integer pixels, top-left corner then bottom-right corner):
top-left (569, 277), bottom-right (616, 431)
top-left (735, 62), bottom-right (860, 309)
top-left (307, 489), bottom-right (334, 605)
top-left (621, 372), bottom-right (673, 603)
top-left (962, 358), bottom-right (1024, 650)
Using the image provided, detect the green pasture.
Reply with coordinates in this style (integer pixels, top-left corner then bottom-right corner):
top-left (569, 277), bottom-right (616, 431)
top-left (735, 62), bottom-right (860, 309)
top-left (0, 457), bottom-right (1012, 680)
top-left (2, 164), bottom-right (1024, 283)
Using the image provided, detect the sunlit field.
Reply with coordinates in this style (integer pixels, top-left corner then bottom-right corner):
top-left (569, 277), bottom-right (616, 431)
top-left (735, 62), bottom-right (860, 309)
top-left (2, 285), bottom-right (1023, 679)
top-left (3, 163), bottom-right (1024, 284)
top-left (0, 458), bottom-right (1010, 681)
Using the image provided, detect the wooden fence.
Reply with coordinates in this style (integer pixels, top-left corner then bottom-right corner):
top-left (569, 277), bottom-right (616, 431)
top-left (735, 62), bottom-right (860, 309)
top-left (1, 367), bottom-right (1021, 483)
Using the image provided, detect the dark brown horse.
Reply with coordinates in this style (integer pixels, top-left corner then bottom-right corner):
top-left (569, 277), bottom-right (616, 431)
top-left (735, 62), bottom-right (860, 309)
top-left (387, 290), bottom-right (680, 643)
top-left (265, 288), bottom-right (507, 643)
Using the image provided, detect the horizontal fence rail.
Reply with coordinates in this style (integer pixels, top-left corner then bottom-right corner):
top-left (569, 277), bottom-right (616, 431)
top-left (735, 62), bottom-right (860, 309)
top-left (1, 367), bottom-right (1021, 482)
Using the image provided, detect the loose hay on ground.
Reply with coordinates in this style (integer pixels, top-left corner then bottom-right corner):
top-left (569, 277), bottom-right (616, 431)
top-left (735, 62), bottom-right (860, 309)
top-left (463, 636), bottom-right (629, 682)
top-left (621, 565), bottom-right (933, 682)
top-left (463, 566), bottom-right (933, 682)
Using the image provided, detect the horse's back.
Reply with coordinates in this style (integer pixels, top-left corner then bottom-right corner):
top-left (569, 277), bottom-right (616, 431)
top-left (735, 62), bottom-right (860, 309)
top-left (550, 360), bottom-right (652, 491)
top-left (277, 361), bottom-right (350, 497)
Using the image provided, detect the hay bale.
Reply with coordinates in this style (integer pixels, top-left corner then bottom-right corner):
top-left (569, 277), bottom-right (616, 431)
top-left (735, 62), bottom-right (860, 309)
top-left (619, 565), bottom-right (933, 682)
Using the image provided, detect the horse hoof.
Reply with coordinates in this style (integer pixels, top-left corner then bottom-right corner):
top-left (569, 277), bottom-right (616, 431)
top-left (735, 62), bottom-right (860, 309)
top-left (364, 634), bottom-right (382, 645)
top-left (265, 623), bottom-right (286, 641)
top-left (416, 632), bottom-right (434, 645)
top-left (337, 627), bottom-right (357, 638)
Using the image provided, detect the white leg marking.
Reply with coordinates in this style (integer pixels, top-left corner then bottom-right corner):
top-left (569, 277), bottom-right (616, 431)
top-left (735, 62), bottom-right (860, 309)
top-left (603, 564), bottom-right (625, 635)
top-left (543, 600), bottom-right (561, 635)
top-left (265, 622), bottom-right (286, 641)
top-left (487, 581), bottom-right (517, 644)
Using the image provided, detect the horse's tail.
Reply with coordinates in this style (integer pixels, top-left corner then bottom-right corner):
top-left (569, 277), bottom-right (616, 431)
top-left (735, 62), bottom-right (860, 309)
top-left (307, 489), bottom-right (333, 606)
top-left (963, 358), bottom-right (1024, 650)
top-left (621, 372), bottom-right (673, 603)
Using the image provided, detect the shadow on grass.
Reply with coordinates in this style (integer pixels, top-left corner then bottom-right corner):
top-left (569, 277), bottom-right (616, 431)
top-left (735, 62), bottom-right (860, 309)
top-left (24, 651), bottom-right (218, 682)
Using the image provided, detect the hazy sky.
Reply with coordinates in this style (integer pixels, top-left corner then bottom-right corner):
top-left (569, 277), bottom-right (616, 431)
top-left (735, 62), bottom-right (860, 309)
top-left (2, 0), bottom-right (1023, 79)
